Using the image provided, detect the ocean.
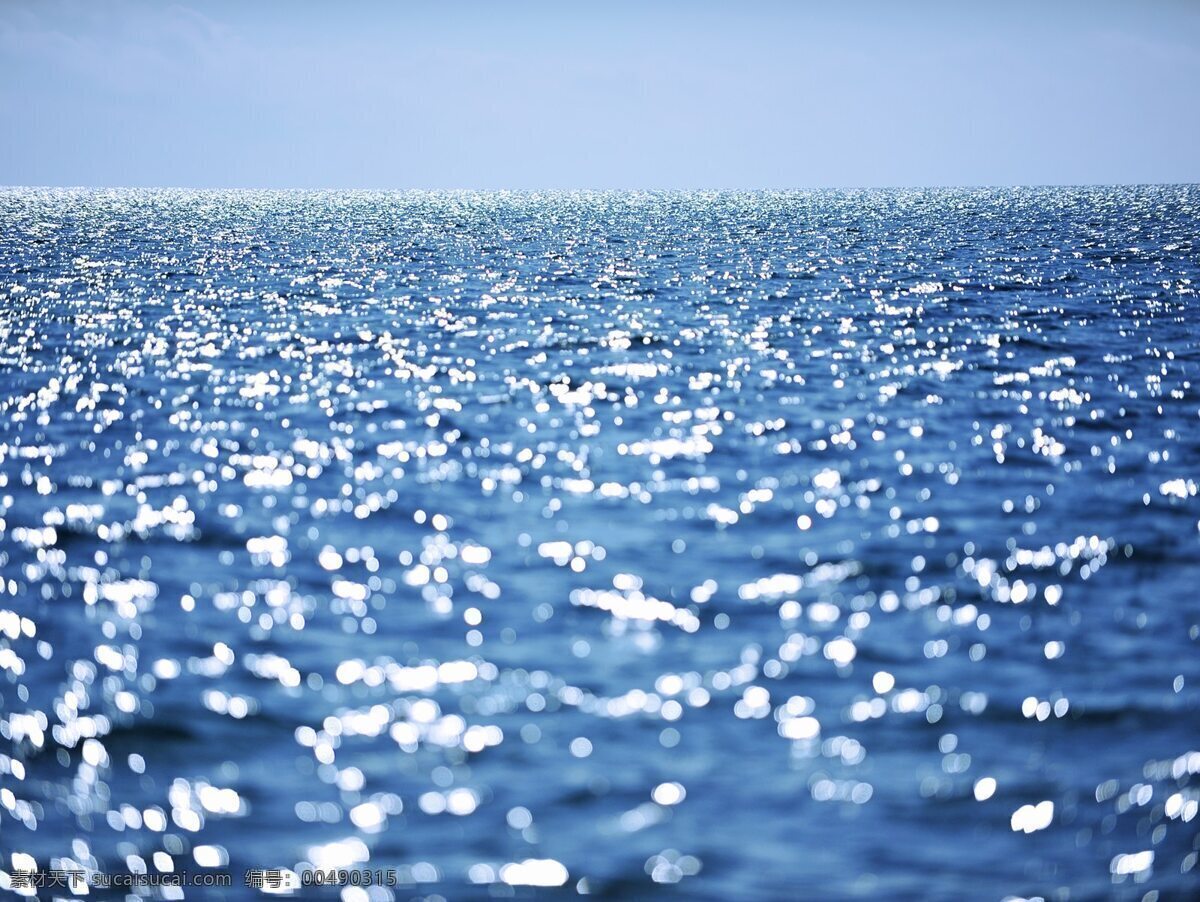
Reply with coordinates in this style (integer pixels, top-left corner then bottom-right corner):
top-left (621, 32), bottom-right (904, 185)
top-left (1, 187), bottom-right (1198, 899)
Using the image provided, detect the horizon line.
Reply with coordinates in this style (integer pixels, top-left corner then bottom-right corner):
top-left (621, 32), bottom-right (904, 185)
top-left (2, 181), bottom-right (1198, 193)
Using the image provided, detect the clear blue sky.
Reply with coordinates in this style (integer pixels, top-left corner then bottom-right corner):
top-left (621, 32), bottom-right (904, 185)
top-left (2, 0), bottom-right (1198, 189)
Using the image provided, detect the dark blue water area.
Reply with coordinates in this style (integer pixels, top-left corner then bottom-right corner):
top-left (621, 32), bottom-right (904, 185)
top-left (0, 187), bottom-right (1198, 900)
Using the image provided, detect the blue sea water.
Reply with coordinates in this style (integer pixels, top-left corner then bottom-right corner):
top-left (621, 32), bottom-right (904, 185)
top-left (1, 187), bottom-right (1199, 901)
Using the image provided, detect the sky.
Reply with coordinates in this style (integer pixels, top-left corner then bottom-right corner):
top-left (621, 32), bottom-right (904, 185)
top-left (2, 0), bottom-right (1198, 190)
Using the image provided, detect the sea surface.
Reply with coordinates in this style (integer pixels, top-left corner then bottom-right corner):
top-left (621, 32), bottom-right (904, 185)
top-left (1, 187), bottom-right (1199, 901)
